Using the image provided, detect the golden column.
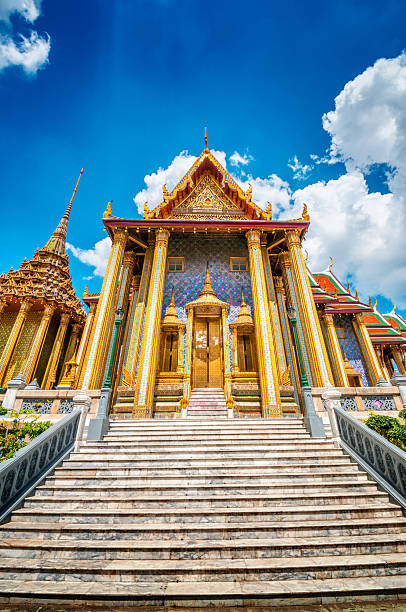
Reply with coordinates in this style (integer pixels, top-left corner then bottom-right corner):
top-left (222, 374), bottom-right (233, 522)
top-left (75, 302), bottom-right (97, 387)
top-left (133, 228), bottom-right (170, 417)
top-left (285, 230), bottom-right (333, 387)
top-left (392, 346), bottom-right (406, 376)
top-left (80, 229), bottom-right (127, 390)
top-left (261, 239), bottom-right (288, 381)
top-left (352, 314), bottom-right (385, 385)
top-left (183, 308), bottom-right (194, 401)
top-left (221, 306), bottom-right (232, 401)
top-left (320, 312), bottom-right (348, 387)
top-left (0, 300), bottom-right (33, 386)
top-left (274, 276), bottom-right (301, 405)
top-left (42, 313), bottom-right (70, 389)
top-left (246, 230), bottom-right (281, 417)
top-left (101, 251), bottom-right (135, 386)
top-left (21, 304), bottom-right (55, 383)
top-left (124, 242), bottom-right (154, 384)
top-left (280, 253), bottom-right (313, 385)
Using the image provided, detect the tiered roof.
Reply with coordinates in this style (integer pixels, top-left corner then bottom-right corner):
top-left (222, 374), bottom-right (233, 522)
top-left (0, 171), bottom-right (86, 322)
top-left (313, 266), bottom-right (372, 314)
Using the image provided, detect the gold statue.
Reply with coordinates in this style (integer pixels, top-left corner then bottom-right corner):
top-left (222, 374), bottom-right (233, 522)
top-left (302, 203), bottom-right (310, 221)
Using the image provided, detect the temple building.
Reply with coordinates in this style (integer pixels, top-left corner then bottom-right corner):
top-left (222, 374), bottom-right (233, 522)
top-left (1, 142), bottom-right (405, 417)
top-left (0, 172), bottom-right (86, 391)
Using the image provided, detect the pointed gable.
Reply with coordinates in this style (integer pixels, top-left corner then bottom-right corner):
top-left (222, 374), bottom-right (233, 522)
top-left (145, 149), bottom-right (267, 221)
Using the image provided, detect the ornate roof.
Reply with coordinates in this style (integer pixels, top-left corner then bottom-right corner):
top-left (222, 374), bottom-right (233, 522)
top-left (313, 266), bottom-right (372, 314)
top-left (0, 171), bottom-right (86, 322)
top-left (384, 306), bottom-right (406, 341)
top-left (363, 303), bottom-right (405, 345)
top-left (143, 148), bottom-right (269, 222)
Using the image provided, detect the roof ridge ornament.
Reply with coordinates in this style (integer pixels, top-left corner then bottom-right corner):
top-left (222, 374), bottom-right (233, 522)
top-left (328, 256), bottom-right (333, 271)
top-left (204, 126), bottom-right (208, 152)
top-left (103, 200), bottom-right (113, 219)
top-left (302, 202), bottom-right (310, 221)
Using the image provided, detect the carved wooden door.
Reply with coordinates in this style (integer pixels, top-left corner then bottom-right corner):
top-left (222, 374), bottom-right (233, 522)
top-left (192, 316), bottom-right (223, 388)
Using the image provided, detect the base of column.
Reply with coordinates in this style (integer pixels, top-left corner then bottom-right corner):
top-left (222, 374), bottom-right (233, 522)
top-left (263, 404), bottom-right (283, 418)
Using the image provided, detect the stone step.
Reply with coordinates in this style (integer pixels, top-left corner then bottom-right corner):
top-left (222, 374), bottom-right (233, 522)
top-left (3, 533), bottom-right (405, 560)
top-left (96, 433), bottom-right (311, 442)
top-left (76, 441), bottom-right (335, 453)
top-left (46, 471), bottom-right (369, 486)
top-left (11, 504), bottom-right (403, 524)
top-left (108, 419), bottom-right (303, 427)
top-left (36, 479), bottom-right (375, 497)
top-left (61, 457), bottom-right (353, 469)
top-left (24, 489), bottom-right (389, 510)
top-left (2, 517), bottom-right (405, 541)
top-left (0, 553), bottom-right (405, 583)
top-left (1, 574), bottom-right (406, 606)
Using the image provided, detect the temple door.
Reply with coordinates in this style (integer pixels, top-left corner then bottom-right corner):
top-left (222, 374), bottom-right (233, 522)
top-left (192, 316), bottom-right (223, 388)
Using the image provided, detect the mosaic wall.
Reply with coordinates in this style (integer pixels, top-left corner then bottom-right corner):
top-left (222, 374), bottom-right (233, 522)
top-left (0, 312), bottom-right (17, 357)
top-left (36, 317), bottom-right (58, 386)
top-left (162, 234), bottom-right (253, 322)
top-left (334, 313), bottom-right (370, 386)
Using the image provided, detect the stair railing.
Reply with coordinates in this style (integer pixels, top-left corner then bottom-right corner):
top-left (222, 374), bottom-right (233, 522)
top-left (0, 407), bottom-right (82, 523)
top-left (332, 404), bottom-right (406, 511)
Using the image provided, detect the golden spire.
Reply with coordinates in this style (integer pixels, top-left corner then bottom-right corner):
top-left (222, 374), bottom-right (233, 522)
top-left (200, 263), bottom-right (216, 297)
top-left (161, 288), bottom-right (183, 328)
top-left (44, 169), bottom-right (84, 256)
top-left (204, 126), bottom-right (208, 151)
top-left (103, 200), bottom-right (113, 218)
top-left (83, 285), bottom-right (88, 298)
top-left (230, 288), bottom-right (254, 328)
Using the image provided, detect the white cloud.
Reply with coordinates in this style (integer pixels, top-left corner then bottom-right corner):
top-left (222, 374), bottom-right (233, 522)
top-left (66, 238), bottom-right (112, 278)
top-left (230, 151), bottom-right (253, 167)
top-left (0, 0), bottom-right (41, 22)
top-left (0, 0), bottom-right (49, 74)
top-left (288, 155), bottom-right (313, 180)
top-left (133, 151), bottom-right (197, 214)
top-left (0, 30), bottom-right (49, 73)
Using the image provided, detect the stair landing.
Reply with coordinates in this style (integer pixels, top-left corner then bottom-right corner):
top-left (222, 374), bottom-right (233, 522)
top-left (187, 387), bottom-right (228, 418)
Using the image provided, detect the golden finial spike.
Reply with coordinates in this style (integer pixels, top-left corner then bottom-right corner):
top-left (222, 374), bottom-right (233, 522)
top-left (328, 256), bottom-right (333, 271)
top-left (304, 250), bottom-right (309, 262)
top-left (355, 289), bottom-right (359, 300)
top-left (204, 126), bottom-right (208, 151)
top-left (83, 285), bottom-right (88, 298)
top-left (374, 298), bottom-right (378, 309)
top-left (369, 295), bottom-right (372, 307)
top-left (103, 200), bottom-right (113, 219)
top-left (346, 281), bottom-right (350, 293)
top-left (302, 202), bottom-right (310, 221)
top-left (241, 288), bottom-right (246, 305)
top-left (64, 168), bottom-right (84, 220)
top-left (170, 287), bottom-right (175, 306)
top-left (393, 303), bottom-right (397, 312)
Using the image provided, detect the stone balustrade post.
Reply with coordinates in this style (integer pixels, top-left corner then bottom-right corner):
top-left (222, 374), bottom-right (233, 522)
top-left (321, 383), bottom-right (342, 445)
top-left (72, 392), bottom-right (91, 451)
top-left (302, 386), bottom-right (325, 438)
top-left (2, 372), bottom-right (26, 412)
top-left (87, 388), bottom-right (111, 441)
top-left (390, 372), bottom-right (406, 409)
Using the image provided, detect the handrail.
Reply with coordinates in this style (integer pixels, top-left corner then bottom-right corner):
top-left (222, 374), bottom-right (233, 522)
top-left (0, 407), bottom-right (81, 523)
top-left (333, 405), bottom-right (406, 510)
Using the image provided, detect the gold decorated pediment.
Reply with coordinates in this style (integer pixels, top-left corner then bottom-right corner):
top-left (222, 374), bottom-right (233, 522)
top-left (169, 173), bottom-right (247, 220)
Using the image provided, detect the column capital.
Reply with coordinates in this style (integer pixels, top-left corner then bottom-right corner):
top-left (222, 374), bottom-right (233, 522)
top-left (155, 228), bottom-right (170, 246)
top-left (246, 229), bottom-right (261, 248)
top-left (60, 313), bottom-right (71, 325)
top-left (113, 228), bottom-right (128, 248)
top-left (71, 322), bottom-right (82, 335)
top-left (321, 312), bottom-right (335, 327)
top-left (285, 229), bottom-right (301, 248)
top-left (279, 251), bottom-right (291, 269)
top-left (20, 299), bottom-right (34, 314)
top-left (123, 251), bottom-right (136, 269)
top-left (43, 304), bottom-right (55, 318)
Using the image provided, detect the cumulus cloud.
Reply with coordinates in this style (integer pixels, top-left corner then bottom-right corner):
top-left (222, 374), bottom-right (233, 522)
top-left (0, 0), bottom-right (50, 74)
top-left (288, 155), bottom-right (313, 180)
top-left (66, 238), bottom-right (112, 278)
top-left (0, 0), bottom-right (41, 22)
top-left (230, 151), bottom-right (253, 167)
top-left (0, 30), bottom-right (49, 73)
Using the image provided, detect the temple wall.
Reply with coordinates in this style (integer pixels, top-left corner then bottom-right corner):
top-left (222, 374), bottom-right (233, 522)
top-left (35, 317), bottom-right (59, 386)
top-left (4, 312), bottom-right (42, 385)
top-left (334, 313), bottom-right (370, 386)
top-left (0, 311), bottom-right (17, 357)
top-left (162, 234), bottom-right (253, 322)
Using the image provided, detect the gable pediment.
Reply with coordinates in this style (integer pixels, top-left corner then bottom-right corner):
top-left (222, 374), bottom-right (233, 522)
top-left (169, 173), bottom-right (248, 220)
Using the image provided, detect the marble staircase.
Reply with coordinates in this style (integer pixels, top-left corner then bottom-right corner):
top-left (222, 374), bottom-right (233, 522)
top-left (187, 387), bottom-right (228, 418)
top-left (0, 417), bottom-right (406, 607)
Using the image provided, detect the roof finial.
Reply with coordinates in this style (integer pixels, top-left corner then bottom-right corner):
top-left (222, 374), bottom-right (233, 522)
top-left (355, 289), bottom-right (359, 300)
top-left (346, 281), bottom-right (350, 293)
top-left (304, 250), bottom-right (309, 262)
top-left (241, 287), bottom-right (246, 305)
top-left (103, 200), bottom-right (113, 218)
top-left (44, 169), bottom-right (84, 256)
top-left (204, 126), bottom-right (208, 151)
top-left (369, 295), bottom-right (372, 307)
top-left (328, 256), bottom-right (333, 271)
top-left (393, 303), bottom-right (397, 312)
top-left (374, 298), bottom-right (378, 309)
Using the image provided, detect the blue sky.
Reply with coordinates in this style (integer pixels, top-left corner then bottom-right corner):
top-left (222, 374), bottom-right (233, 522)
top-left (1, 0), bottom-right (406, 318)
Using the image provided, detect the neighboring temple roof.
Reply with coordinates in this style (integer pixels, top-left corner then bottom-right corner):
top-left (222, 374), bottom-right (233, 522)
top-left (313, 266), bottom-right (372, 314)
top-left (363, 303), bottom-right (406, 346)
top-left (0, 171), bottom-right (86, 322)
top-left (384, 306), bottom-right (406, 341)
